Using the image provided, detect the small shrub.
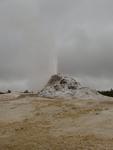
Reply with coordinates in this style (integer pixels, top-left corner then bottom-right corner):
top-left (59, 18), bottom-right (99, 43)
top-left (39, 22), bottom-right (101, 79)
top-left (7, 90), bottom-right (11, 93)
top-left (24, 90), bottom-right (29, 93)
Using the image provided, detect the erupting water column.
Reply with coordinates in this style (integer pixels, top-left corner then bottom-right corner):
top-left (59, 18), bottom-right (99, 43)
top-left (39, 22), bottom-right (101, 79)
top-left (48, 49), bottom-right (58, 76)
top-left (53, 55), bottom-right (58, 75)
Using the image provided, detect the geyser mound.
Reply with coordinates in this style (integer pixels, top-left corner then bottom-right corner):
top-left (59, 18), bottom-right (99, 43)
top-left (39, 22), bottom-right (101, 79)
top-left (39, 74), bottom-right (103, 99)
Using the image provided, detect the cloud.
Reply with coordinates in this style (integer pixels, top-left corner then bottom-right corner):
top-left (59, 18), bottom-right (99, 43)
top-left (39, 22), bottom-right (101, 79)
top-left (0, 0), bottom-right (57, 90)
top-left (0, 0), bottom-right (113, 90)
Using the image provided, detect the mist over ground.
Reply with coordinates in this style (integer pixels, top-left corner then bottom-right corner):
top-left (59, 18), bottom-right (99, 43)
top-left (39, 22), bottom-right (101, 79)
top-left (0, 0), bottom-right (113, 90)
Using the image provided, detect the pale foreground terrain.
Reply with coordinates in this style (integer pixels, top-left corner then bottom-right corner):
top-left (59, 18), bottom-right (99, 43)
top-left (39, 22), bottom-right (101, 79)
top-left (0, 94), bottom-right (113, 149)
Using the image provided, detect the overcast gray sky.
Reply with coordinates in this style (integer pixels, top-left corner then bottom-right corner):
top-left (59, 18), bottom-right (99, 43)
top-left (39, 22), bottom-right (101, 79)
top-left (0, 0), bottom-right (113, 90)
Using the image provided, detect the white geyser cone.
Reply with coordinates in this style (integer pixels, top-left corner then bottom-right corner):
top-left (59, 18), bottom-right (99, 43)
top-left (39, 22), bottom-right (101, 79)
top-left (39, 74), bottom-right (104, 99)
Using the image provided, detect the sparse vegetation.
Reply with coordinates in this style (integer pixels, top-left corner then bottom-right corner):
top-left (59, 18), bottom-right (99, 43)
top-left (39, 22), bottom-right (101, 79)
top-left (7, 90), bottom-right (11, 93)
top-left (0, 91), bottom-right (5, 94)
top-left (98, 89), bottom-right (113, 97)
top-left (24, 90), bottom-right (29, 93)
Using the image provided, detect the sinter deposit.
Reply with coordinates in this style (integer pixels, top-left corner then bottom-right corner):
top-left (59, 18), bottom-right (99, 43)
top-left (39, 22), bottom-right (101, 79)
top-left (39, 74), bottom-right (103, 99)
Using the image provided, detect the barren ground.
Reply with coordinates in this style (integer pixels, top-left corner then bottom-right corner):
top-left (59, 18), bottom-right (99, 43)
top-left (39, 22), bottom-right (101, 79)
top-left (0, 93), bottom-right (113, 149)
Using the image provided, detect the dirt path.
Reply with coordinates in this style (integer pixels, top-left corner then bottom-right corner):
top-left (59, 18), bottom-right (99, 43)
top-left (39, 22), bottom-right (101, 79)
top-left (0, 94), bottom-right (113, 149)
